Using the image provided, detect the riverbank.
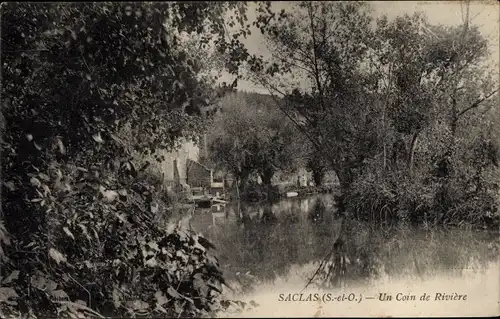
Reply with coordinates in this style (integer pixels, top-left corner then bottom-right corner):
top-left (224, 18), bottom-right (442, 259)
top-left (176, 189), bottom-right (499, 231)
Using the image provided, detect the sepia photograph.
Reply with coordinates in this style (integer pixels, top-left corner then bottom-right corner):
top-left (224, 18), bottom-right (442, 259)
top-left (1, 1), bottom-right (499, 317)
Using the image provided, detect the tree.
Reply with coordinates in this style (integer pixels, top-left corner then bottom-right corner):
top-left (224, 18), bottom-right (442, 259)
top-left (206, 91), bottom-right (301, 191)
top-left (306, 151), bottom-right (328, 187)
top-left (370, 10), bottom-right (497, 175)
top-left (245, 1), bottom-right (498, 225)
top-left (345, 5), bottom-right (499, 224)
top-left (248, 1), bottom-right (378, 207)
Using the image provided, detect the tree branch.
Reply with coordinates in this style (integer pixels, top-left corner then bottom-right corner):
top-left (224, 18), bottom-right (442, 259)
top-left (2, 49), bottom-right (49, 53)
top-left (256, 74), bottom-right (318, 136)
top-left (253, 74), bottom-right (339, 171)
top-left (307, 3), bottom-right (323, 99)
top-left (457, 88), bottom-right (498, 118)
top-left (269, 51), bottom-right (315, 77)
top-left (265, 35), bottom-right (316, 73)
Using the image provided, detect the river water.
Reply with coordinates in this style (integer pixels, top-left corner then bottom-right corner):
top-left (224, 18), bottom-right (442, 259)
top-left (175, 194), bottom-right (499, 317)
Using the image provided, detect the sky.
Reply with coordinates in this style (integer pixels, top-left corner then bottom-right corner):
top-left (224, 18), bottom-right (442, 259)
top-left (219, 1), bottom-right (500, 94)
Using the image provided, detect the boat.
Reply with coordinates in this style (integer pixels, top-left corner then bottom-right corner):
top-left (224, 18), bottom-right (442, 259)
top-left (286, 191), bottom-right (299, 198)
top-left (189, 186), bottom-right (229, 208)
top-left (212, 198), bottom-right (229, 204)
top-left (190, 187), bottom-right (212, 207)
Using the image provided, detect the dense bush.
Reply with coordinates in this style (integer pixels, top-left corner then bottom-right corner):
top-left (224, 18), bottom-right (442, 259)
top-left (346, 172), bottom-right (431, 223)
top-left (205, 91), bottom-right (306, 192)
top-left (345, 152), bottom-right (500, 228)
top-left (1, 2), bottom-right (258, 317)
top-left (0, 151), bottom-right (232, 318)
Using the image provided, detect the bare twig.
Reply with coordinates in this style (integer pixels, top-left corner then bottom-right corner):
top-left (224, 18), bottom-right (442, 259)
top-left (270, 51), bottom-right (315, 77)
top-left (67, 273), bottom-right (92, 309)
top-left (301, 245), bottom-right (336, 292)
top-left (80, 52), bottom-right (93, 75)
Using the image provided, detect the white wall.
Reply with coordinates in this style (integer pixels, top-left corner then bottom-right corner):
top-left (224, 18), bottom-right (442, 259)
top-left (160, 140), bottom-right (200, 181)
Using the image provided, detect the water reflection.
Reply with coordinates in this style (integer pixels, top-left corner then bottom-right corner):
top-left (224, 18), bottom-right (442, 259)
top-left (176, 194), bottom-right (499, 301)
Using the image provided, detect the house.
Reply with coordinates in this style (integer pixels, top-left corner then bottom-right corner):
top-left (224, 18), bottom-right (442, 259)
top-left (186, 158), bottom-right (212, 188)
top-left (157, 139), bottom-right (200, 189)
top-left (158, 135), bottom-right (220, 193)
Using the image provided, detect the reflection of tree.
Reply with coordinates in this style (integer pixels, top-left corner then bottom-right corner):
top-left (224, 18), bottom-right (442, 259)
top-left (309, 220), bottom-right (500, 289)
top-left (261, 206), bottom-right (278, 224)
top-left (307, 220), bottom-right (382, 289)
top-left (308, 198), bottom-right (326, 224)
top-left (204, 199), bottom-right (340, 296)
top-left (381, 228), bottom-right (500, 279)
top-left (188, 195), bottom-right (500, 294)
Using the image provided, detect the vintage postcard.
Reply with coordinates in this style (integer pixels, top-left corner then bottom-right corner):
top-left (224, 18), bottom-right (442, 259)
top-left (1, 1), bottom-right (499, 318)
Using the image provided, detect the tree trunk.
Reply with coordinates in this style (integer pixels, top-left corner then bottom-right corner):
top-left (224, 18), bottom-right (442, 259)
top-left (383, 143), bottom-right (387, 170)
top-left (451, 97), bottom-right (458, 137)
top-left (238, 169), bottom-right (250, 191)
top-left (391, 137), bottom-right (407, 169)
top-left (337, 170), bottom-right (353, 193)
top-left (334, 168), bottom-right (354, 214)
top-left (312, 167), bottom-right (324, 187)
top-left (235, 177), bottom-right (241, 200)
top-left (407, 130), bottom-right (420, 174)
top-left (438, 98), bottom-right (458, 179)
top-left (235, 177), bottom-right (243, 220)
top-left (260, 167), bottom-right (274, 186)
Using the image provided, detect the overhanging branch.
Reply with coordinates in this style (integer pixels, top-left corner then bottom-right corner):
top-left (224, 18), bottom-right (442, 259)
top-left (457, 88), bottom-right (498, 118)
top-left (253, 74), bottom-right (339, 171)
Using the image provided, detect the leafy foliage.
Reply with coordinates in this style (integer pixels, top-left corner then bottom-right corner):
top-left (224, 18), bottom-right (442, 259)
top-left (1, 164), bottom-right (227, 317)
top-left (341, 10), bottom-right (500, 227)
top-left (244, 1), bottom-right (499, 227)
top-left (206, 91), bottom-right (303, 190)
top-left (250, 1), bottom-right (379, 193)
top-left (1, 2), bottom-right (256, 317)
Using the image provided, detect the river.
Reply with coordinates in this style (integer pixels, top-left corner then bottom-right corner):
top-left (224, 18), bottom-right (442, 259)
top-left (174, 194), bottom-right (499, 317)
